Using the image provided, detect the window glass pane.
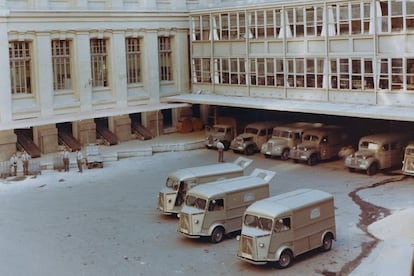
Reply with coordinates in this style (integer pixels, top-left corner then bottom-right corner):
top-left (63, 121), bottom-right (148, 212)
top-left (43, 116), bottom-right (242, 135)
top-left (52, 40), bottom-right (72, 91)
top-left (90, 38), bottom-right (108, 87)
top-left (9, 41), bottom-right (32, 94)
top-left (126, 37), bottom-right (141, 84)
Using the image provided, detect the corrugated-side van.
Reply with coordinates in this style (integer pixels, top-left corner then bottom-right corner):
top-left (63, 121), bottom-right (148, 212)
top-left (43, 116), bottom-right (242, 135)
top-left (157, 157), bottom-right (252, 216)
top-left (237, 189), bottom-right (336, 268)
top-left (177, 169), bottom-right (275, 243)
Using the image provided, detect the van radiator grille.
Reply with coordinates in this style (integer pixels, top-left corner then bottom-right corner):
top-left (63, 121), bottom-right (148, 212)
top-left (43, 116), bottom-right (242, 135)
top-left (179, 214), bottom-right (190, 232)
top-left (267, 143), bottom-right (273, 151)
top-left (240, 235), bottom-right (254, 256)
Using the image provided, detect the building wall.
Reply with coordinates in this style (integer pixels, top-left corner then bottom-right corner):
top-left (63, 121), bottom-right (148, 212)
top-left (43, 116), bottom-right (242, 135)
top-left (190, 0), bottom-right (414, 110)
top-left (0, 2), bottom-right (192, 132)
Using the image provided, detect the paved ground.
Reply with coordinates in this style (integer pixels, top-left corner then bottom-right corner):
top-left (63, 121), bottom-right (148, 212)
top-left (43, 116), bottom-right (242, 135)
top-left (0, 131), bottom-right (413, 275)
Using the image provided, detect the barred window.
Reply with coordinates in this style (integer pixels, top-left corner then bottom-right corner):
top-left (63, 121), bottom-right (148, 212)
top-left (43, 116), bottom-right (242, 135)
top-left (158, 37), bottom-right (172, 81)
top-left (52, 40), bottom-right (72, 91)
top-left (126, 37), bottom-right (141, 84)
top-left (90, 38), bottom-right (108, 87)
top-left (9, 41), bottom-right (32, 94)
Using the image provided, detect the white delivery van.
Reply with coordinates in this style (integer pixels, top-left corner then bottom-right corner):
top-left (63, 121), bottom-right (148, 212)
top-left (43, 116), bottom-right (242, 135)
top-left (177, 169), bottom-right (275, 243)
top-left (157, 157), bottom-right (252, 216)
top-left (237, 189), bottom-right (336, 268)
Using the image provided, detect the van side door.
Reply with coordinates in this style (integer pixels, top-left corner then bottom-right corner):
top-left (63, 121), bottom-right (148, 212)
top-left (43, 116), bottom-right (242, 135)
top-left (390, 141), bottom-right (405, 167)
top-left (378, 143), bottom-right (391, 169)
top-left (269, 217), bottom-right (293, 256)
top-left (203, 198), bottom-right (225, 232)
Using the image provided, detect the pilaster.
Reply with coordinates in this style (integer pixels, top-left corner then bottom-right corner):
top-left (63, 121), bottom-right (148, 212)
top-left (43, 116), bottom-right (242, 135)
top-left (35, 32), bottom-right (54, 118)
top-left (74, 31), bottom-right (93, 112)
top-left (143, 30), bottom-right (160, 104)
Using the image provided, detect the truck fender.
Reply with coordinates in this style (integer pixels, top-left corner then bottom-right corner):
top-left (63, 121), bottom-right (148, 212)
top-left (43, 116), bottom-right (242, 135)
top-left (365, 157), bottom-right (378, 168)
top-left (208, 223), bottom-right (225, 236)
top-left (275, 245), bottom-right (294, 261)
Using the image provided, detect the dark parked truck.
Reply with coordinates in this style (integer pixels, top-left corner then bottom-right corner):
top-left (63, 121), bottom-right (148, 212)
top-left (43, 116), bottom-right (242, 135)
top-left (345, 133), bottom-right (411, 175)
top-left (205, 124), bottom-right (236, 150)
top-left (230, 122), bottom-right (277, 155)
top-left (289, 125), bottom-right (349, 166)
top-left (157, 157), bottom-right (252, 216)
top-left (177, 169), bottom-right (275, 243)
top-left (261, 122), bottom-right (322, 160)
top-left (237, 189), bottom-right (336, 268)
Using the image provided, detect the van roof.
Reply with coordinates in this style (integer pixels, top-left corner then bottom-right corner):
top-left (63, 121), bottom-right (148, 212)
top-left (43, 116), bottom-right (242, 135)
top-left (303, 125), bottom-right (343, 135)
top-left (273, 122), bottom-right (322, 132)
top-left (245, 121), bottom-right (279, 129)
top-left (171, 163), bottom-right (243, 180)
top-left (187, 175), bottom-right (269, 198)
top-left (359, 132), bottom-right (412, 144)
top-left (245, 189), bottom-right (333, 217)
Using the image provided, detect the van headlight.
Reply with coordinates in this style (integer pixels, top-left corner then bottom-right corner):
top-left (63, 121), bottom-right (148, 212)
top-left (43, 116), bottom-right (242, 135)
top-left (194, 219), bottom-right (199, 224)
top-left (259, 243), bottom-right (265, 248)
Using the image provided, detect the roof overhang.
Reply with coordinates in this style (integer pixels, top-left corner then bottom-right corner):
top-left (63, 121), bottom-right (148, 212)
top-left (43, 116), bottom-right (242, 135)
top-left (0, 102), bottom-right (189, 131)
top-left (167, 93), bottom-right (414, 123)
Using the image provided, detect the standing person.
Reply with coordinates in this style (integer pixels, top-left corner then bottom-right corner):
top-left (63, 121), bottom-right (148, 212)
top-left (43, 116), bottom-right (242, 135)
top-left (21, 150), bottom-right (31, 176)
top-left (63, 148), bottom-right (70, 172)
top-left (216, 141), bottom-right (225, 162)
top-left (76, 150), bottom-right (83, 173)
top-left (9, 152), bottom-right (18, 176)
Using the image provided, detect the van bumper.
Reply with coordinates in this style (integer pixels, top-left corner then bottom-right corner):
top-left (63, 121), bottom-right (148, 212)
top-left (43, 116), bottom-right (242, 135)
top-left (237, 255), bottom-right (267, 265)
top-left (177, 230), bottom-right (201, 239)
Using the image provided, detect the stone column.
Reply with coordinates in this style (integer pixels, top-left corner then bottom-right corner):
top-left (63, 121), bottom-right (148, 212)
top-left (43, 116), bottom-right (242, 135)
top-left (74, 31), bottom-right (93, 112)
top-left (143, 30), bottom-right (160, 104)
top-left (111, 30), bottom-right (128, 109)
top-left (142, 111), bottom-right (163, 137)
top-left (174, 29), bottom-right (190, 94)
top-left (72, 119), bottom-right (96, 146)
top-left (33, 125), bottom-right (58, 154)
top-left (108, 115), bottom-right (131, 142)
top-left (35, 32), bottom-right (54, 118)
top-left (0, 130), bottom-right (17, 161)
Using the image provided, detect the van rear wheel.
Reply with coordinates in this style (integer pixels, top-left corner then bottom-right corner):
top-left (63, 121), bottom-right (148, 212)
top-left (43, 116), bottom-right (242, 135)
top-left (278, 250), bottom-right (293, 268)
top-left (321, 234), bottom-right (333, 252)
top-left (210, 227), bottom-right (224, 243)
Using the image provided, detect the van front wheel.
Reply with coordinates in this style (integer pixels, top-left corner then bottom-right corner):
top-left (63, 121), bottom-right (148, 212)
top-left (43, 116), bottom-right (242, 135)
top-left (278, 250), bottom-right (293, 268)
top-left (211, 227), bottom-right (224, 243)
top-left (367, 163), bottom-right (378, 176)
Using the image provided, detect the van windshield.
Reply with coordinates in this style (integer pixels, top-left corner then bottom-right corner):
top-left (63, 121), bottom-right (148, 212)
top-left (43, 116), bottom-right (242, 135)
top-left (406, 148), bottom-right (414, 155)
top-left (244, 214), bottom-right (273, 232)
top-left (186, 195), bottom-right (207, 210)
top-left (166, 177), bottom-right (180, 190)
top-left (360, 141), bottom-right (379, 150)
top-left (214, 126), bottom-right (226, 134)
top-left (245, 127), bottom-right (258, 135)
top-left (303, 134), bottom-right (319, 142)
top-left (273, 130), bottom-right (292, 138)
